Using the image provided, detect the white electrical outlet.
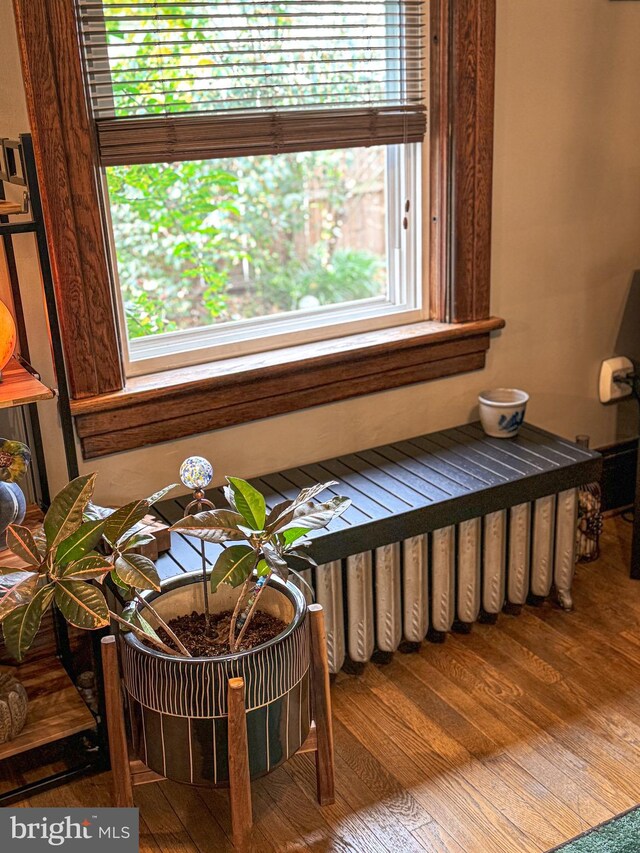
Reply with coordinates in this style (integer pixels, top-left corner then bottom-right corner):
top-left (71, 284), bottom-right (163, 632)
top-left (599, 356), bottom-right (634, 403)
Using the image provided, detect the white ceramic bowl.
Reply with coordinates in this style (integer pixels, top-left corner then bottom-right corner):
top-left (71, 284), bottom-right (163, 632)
top-left (478, 388), bottom-right (529, 438)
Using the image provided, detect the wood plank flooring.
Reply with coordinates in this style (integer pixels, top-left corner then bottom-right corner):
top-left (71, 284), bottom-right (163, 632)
top-left (14, 517), bottom-right (640, 852)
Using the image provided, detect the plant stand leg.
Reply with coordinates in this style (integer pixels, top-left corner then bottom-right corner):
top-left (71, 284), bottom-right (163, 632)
top-left (227, 677), bottom-right (252, 849)
top-left (308, 603), bottom-right (335, 806)
top-left (101, 635), bottom-right (134, 808)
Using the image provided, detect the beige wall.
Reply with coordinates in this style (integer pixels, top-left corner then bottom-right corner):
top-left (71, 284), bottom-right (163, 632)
top-left (1, 0), bottom-right (640, 505)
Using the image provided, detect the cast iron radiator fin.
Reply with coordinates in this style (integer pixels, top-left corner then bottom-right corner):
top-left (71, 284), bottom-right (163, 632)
top-left (290, 489), bottom-right (578, 673)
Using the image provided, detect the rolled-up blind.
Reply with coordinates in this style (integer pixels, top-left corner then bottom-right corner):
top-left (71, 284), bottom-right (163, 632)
top-left (75, 1), bottom-right (426, 165)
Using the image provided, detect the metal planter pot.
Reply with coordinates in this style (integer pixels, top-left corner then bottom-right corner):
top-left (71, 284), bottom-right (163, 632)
top-left (121, 572), bottom-right (311, 787)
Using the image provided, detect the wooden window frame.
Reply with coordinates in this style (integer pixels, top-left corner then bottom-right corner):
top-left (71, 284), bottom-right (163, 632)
top-left (12, 0), bottom-right (502, 459)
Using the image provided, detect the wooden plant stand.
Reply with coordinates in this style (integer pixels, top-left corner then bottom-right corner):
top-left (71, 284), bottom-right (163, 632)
top-left (101, 603), bottom-right (335, 849)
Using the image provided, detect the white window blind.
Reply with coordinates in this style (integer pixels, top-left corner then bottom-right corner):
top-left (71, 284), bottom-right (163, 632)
top-left (75, 0), bottom-right (426, 165)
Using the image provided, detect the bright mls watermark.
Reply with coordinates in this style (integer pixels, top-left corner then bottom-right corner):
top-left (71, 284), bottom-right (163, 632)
top-left (0, 808), bottom-right (138, 851)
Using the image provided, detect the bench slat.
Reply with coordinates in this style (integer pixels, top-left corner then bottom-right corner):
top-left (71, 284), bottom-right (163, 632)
top-left (402, 436), bottom-right (495, 488)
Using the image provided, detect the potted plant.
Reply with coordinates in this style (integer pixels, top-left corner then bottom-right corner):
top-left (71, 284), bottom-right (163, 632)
top-left (0, 474), bottom-right (180, 657)
top-left (0, 472), bottom-right (349, 787)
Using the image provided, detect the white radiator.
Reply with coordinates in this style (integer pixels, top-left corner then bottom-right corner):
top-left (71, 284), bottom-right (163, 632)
top-left (291, 488), bottom-right (578, 674)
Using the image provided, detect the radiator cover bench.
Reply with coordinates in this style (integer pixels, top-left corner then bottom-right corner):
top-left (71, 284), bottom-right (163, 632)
top-left (154, 422), bottom-right (601, 673)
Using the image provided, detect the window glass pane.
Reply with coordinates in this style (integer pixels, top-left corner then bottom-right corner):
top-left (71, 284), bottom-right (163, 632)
top-left (106, 146), bottom-right (389, 340)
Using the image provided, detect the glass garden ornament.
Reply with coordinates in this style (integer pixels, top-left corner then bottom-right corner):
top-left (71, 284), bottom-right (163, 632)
top-left (180, 456), bottom-right (216, 632)
top-left (180, 455), bottom-right (213, 493)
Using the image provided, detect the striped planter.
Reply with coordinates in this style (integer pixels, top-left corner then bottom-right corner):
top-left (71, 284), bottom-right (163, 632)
top-left (122, 572), bottom-right (311, 786)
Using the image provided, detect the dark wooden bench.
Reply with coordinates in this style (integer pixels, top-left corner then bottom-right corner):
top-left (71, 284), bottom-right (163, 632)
top-left (155, 421), bottom-right (601, 569)
top-left (154, 422), bottom-right (601, 670)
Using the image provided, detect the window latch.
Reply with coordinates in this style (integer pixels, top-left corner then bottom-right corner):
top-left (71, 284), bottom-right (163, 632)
top-left (403, 198), bottom-right (410, 230)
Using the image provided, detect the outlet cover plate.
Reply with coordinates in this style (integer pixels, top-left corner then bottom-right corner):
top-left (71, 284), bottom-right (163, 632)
top-left (599, 356), bottom-right (634, 403)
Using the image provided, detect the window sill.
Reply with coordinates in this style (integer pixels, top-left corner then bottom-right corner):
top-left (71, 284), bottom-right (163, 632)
top-left (71, 317), bottom-right (505, 458)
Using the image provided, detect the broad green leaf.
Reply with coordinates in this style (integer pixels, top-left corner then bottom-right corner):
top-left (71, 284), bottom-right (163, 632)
top-left (3, 584), bottom-right (55, 661)
top-left (227, 477), bottom-right (266, 531)
top-left (223, 484), bottom-right (237, 511)
top-left (55, 519), bottom-right (106, 565)
top-left (44, 474), bottom-right (97, 551)
top-left (287, 548), bottom-right (318, 567)
top-left (120, 532), bottom-right (155, 551)
top-left (147, 484), bottom-right (177, 505)
top-left (34, 531), bottom-right (48, 558)
top-left (104, 486), bottom-right (174, 546)
top-left (169, 509), bottom-right (246, 543)
top-left (83, 502), bottom-right (114, 522)
top-left (296, 481), bottom-right (338, 505)
top-left (61, 555), bottom-right (112, 580)
top-left (281, 496), bottom-right (351, 532)
top-left (265, 499), bottom-right (293, 530)
top-left (288, 566), bottom-right (315, 601)
top-left (110, 569), bottom-right (133, 595)
top-left (54, 580), bottom-right (109, 629)
top-left (6, 524), bottom-right (42, 567)
top-left (0, 571), bottom-right (39, 619)
top-left (114, 553), bottom-right (161, 591)
top-left (0, 566), bottom-right (31, 576)
top-left (104, 500), bottom-right (149, 544)
top-left (267, 482), bottom-right (339, 532)
top-left (255, 559), bottom-right (270, 577)
top-left (119, 603), bottom-right (160, 641)
top-left (281, 527), bottom-right (311, 546)
top-left (262, 543), bottom-right (288, 575)
top-left (222, 486), bottom-right (238, 510)
top-left (210, 545), bottom-right (256, 593)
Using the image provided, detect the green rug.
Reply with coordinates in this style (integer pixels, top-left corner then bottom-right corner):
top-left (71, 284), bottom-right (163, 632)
top-left (550, 806), bottom-right (640, 852)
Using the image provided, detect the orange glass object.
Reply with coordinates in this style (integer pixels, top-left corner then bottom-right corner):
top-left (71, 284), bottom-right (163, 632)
top-left (0, 301), bottom-right (16, 372)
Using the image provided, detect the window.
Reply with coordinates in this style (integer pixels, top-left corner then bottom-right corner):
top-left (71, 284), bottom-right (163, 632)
top-left (77, 0), bottom-right (426, 373)
top-left (107, 146), bottom-right (422, 373)
top-left (13, 0), bottom-right (500, 456)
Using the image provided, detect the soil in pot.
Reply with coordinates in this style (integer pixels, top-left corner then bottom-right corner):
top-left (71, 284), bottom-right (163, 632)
top-left (156, 609), bottom-right (287, 657)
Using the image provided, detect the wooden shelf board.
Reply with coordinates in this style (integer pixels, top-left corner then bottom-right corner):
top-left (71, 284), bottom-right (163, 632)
top-left (0, 657), bottom-right (95, 761)
top-left (0, 358), bottom-right (54, 409)
top-left (0, 200), bottom-right (22, 216)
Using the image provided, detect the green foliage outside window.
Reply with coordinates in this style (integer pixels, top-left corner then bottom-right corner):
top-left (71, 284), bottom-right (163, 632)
top-left (107, 150), bottom-right (387, 341)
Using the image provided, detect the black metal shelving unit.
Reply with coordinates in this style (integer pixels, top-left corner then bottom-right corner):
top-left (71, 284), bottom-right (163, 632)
top-left (0, 133), bottom-right (105, 804)
top-left (0, 134), bottom-right (79, 484)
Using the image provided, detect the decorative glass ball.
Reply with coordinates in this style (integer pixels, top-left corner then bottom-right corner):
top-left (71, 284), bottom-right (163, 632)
top-left (180, 456), bottom-right (213, 491)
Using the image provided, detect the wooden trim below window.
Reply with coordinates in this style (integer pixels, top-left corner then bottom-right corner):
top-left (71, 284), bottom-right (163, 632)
top-left (72, 318), bottom-right (504, 458)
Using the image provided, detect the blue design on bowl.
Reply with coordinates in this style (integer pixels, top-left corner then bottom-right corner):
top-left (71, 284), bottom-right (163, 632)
top-left (498, 410), bottom-right (525, 433)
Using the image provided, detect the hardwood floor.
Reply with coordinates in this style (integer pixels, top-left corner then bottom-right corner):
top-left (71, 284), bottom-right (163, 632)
top-left (15, 517), bottom-right (640, 852)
